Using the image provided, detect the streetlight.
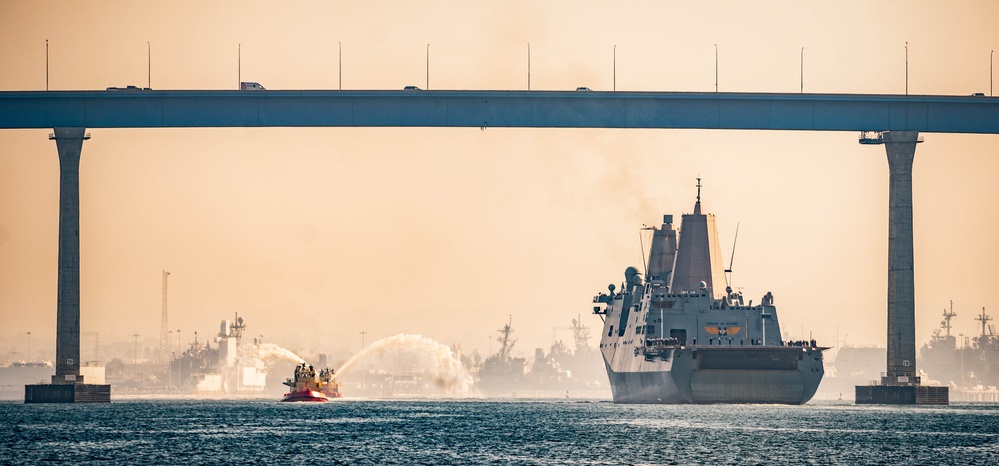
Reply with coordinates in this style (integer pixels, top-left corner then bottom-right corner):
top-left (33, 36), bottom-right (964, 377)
top-left (959, 333), bottom-right (965, 387)
top-left (168, 329), bottom-right (175, 386)
top-left (173, 328), bottom-right (182, 388)
top-left (714, 44), bottom-right (718, 92)
top-left (133, 333), bottom-right (140, 381)
top-left (991, 50), bottom-right (994, 96)
top-left (26, 331), bottom-right (32, 362)
top-left (360, 331), bottom-right (368, 388)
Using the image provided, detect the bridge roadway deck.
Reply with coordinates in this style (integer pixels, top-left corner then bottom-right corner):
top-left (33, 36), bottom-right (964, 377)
top-left (0, 90), bottom-right (996, 133)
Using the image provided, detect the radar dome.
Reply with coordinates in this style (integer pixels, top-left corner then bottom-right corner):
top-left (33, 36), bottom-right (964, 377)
top-left (625, 267), bottom-right (642, 285)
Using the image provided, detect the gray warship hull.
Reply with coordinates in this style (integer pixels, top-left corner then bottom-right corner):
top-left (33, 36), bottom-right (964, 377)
top-left (605, 347), bottom-right (824, 404)
top-left (593, 182), bottom-right (825, 404)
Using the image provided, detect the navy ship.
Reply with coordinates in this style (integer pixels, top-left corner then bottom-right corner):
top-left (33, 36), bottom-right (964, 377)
top-left (592, 180), bottom-right (825, 404)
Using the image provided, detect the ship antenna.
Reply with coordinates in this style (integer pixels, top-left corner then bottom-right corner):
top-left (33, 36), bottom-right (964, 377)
top-left (725, 222), bottom-right (740, 287)
top-left (693, 177), bottom-right (703, 215)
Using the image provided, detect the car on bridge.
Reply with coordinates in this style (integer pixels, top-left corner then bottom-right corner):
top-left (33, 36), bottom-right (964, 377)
top-left (106, 85), bottom-right (151, 91)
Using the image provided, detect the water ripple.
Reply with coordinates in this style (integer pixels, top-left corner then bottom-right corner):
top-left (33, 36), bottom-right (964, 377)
top-left (1, 400), bottom-right (997, 464)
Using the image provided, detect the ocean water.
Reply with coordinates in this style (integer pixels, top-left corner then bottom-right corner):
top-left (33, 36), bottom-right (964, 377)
top-left (1, 399), bottom-right (997, 465)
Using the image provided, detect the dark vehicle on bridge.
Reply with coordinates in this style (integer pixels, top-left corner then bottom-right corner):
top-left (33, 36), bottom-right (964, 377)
top-left (106, 85), bottom-right (151, 91)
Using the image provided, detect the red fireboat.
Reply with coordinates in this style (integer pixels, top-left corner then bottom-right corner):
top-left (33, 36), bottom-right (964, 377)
top-left (281, 363), bottom-right (343, 402)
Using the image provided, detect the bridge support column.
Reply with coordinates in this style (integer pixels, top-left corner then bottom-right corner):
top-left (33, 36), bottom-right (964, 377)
top-left (25, 127), bottom-right (110, 403)
top-left (884, 131), bottom-right (918, 385)
top-left (855, 131), bottom-right (947, 405)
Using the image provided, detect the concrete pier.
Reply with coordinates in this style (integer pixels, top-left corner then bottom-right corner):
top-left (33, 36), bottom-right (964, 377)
top-left (856, 130), bottom-right (947, 405)
top-left (884, 131), bottom-right (919, 385)
top-left (25, 127), bottom-right (110, 403)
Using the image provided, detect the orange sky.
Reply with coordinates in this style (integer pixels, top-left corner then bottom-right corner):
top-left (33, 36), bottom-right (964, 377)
top-left (1, 1), bottom-right (998, 363)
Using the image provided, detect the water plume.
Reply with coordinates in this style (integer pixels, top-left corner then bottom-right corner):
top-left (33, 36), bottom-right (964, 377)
top-left (335, 333), bottom-right (476, 396)
top-left (243, 342), bottom-right (305, 364)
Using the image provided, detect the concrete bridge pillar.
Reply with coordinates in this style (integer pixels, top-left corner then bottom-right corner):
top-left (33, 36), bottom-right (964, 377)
top-left (856, 130), bottom-right (947, 405)
top-left (25, 128), bottom-right (109, 403)
top-left (883, 131), bottom-right (919, 384)
top-left (50, 127), bottom-right (88, 384)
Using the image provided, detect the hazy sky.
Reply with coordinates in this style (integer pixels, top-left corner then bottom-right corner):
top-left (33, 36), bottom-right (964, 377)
top-left (1, 1), bottom-right (998, 363)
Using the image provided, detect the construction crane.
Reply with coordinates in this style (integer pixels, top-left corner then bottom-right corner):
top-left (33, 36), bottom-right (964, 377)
top-left (159, 270), bottom-right (170, 364)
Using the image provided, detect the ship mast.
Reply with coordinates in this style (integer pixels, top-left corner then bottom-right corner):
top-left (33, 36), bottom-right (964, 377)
top-left (976, 307), bottom-right (992, 339)
top-left (497, 315), bottom-right (516, 364)
top-left (942, 301), bottom-right (957, 338)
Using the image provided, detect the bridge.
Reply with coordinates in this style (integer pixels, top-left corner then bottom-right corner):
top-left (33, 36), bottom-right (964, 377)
top-left (1, 90), bottom-right (997, 132)
top-left (10, 89), bottom-right (997, 403)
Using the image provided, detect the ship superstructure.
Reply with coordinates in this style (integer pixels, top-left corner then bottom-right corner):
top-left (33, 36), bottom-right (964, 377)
top-left (592, 181), bottom-right (825, 404)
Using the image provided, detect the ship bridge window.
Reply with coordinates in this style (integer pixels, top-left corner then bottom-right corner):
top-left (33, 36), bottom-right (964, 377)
top-left (608, 325), bottom-right (614, 337)
top-left (646, 325), bottom-right (655, 335)
top-left (651, 299), bottom-right (675, 309)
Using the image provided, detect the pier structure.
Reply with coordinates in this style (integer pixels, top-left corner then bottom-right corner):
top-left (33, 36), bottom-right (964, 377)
top-left (24, 127), bottom-right (110, 403)
top-left (3, 90), bottom-right (994, 404)
top-left (854, 131), bottom-right (947, 405)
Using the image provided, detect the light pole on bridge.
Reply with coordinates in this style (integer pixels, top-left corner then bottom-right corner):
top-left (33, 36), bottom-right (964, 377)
top-left (714, 44), bottom-right (718, 93)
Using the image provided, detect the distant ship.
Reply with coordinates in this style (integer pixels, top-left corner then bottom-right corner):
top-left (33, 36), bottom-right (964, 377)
top-left (592, 180), bottom-right (825, 404)
top-left (170, 314), bottom-right (267, 394)
top-left (473, 316), bottom-right (606, 396)
top-left (476, 317), bottom-right (528, 394)
top-left (281, 363), bottom-right (343, 402)
top-left (919, 303), bottom-right (999, 401)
